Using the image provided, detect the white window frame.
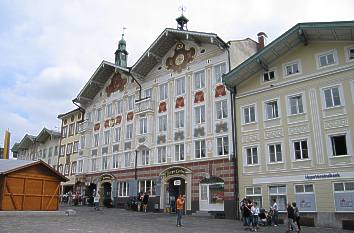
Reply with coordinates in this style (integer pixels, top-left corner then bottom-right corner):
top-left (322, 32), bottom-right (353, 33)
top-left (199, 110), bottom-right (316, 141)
top-left (175, 77), bottom-right (185, 96)
top-left (283, 59), bottom-right (301, 77)
top-left (103, 130), bottom-right (110, 145)
top-left (287, 93), bottom-right (305, 116)
top-left (159, 83), bottom-right (168, 101)
top-left (124, 152), bottom-right (132, 168)
top-left (77, 160), bottom-right (83, 173)
top-left (157, 146), bottom-right (167, 164)
top-left (269, 185), bottom-right (287, 211)
top-left (118, 182), bottom-right (129, 197)
top-left (316, 49), bottom-right (338, 69)
top-left (128, 95), bottom-right (135, 111)
top-left (175, 110), bottom-right (184, 128)
top-left (194, 70), bottom-right (205, 90)
top-left (327, 132), bottom-right (351, 158)
top-left (194, 105), bottom-right (205, 124)
top-left (216, 99), bottom-right (228, 120)
top-left (321, 85), bottom-right (343, 109)
top-left (126, 124), bottom-right (133, 140)
top-left (140, 117), bottom-right (148, 134)
top-left (244, 145), bottom-right (259, 166)
top-left (195, 140), bottom-right (206, 159)
top-left (158, 115), bottom-right (167, 132)
top-left (264, 99), bottom-right (280, 120)
top-left (245, 186), bottom-right (263, 208)
top-left (262, 69), bottom-right (276, 83)
top-left (144, 88), bottom-right (152, 98)
top-left (175, 143), bottom-right (185, 161)
top-left (216, 136), bottom-right (229, 156)
top-left (138, 180), bottom-right (156, 196)
top-left (268, 143), bottom-right (283, 163)
top-left (80, 135), bottom-right (86, 149)
top-left (102, 155), bottom-right (109, 170)
top-left (112, 154), bottom-right (119, 169)
top-left (116, 100), bottom-right (123, 114)
top-left (333, 181), bottom-right (354, 212)
top-left (114, 127), bottom-right (121, 142)
top-left (214, 62), bottom-right (226, 84)
top-left (96, 109), bottom-right (102, 122)
top-left (106, 103), bottom-right (113, 117)
top-left (141, 149), bottom-right (150, 166)
top-left (242, 104), bottom-right (256, 124)
top-left (292, 138), bottom-right (310, 161)
top-left (344, 45), bottom-right (354, 63)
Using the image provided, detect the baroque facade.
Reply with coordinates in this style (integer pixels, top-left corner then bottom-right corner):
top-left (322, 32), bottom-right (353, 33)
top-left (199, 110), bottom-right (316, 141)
top-left (224, 21), bottom-right (354, 227)
top-left (73, 17), bottom-right (257, 218)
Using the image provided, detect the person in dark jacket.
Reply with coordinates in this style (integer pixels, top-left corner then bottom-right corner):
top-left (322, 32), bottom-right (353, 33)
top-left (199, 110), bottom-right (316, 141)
top-left (292, 202), bottom-right (301, 232)
top-left (142, 192), bottom-right (149, 212)
top-left (287, 203), bottom-right (299, 232)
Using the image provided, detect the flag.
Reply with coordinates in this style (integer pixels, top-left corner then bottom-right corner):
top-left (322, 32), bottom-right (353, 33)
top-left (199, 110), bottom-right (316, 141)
top-left (3, 130), bottom-right (10, 159)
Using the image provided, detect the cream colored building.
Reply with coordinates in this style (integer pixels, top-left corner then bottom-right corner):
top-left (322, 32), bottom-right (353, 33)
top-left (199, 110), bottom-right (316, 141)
top-left (57, 108), bottom-right (84, 194)
top-left (224, 21), bottom-right (354, 228)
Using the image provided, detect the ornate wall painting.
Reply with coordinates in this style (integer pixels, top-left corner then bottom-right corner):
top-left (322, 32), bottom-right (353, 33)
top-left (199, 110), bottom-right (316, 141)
top-left (166, 41), bottom-right (195, 73)
top-left (105, 72), bottom-right (127, 97)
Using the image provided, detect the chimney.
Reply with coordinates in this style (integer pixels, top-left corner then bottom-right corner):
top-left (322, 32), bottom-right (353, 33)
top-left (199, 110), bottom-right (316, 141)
top-left (257, 32), bottom-right (267, 51)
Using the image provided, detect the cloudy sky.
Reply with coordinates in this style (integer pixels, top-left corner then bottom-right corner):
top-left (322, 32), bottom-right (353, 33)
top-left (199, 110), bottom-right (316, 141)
top-left (0, 0), bottom-right (353, 150)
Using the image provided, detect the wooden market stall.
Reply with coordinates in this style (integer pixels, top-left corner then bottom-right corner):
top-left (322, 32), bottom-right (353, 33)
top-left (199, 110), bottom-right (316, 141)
top-left (0, 159), bottom-right (68, 211)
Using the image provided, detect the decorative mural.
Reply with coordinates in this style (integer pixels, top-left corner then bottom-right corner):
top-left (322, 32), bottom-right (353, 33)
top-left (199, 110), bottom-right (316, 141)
top-left (105, 72), bottom-right (127, 97)
top-left (166, 41), bottom-right (195, 73)
top-left (194, 127), bottom-right (205, 137)
top-left (174, 131), bottom-right (184, 141)
top-left (104, 120), bottom-right (110, 128)
top-left (158, 102), bottom-right (167, 113)
top-left (175, 96), bottom-right (185, 108)
top-left (215, 85), bottom-right (226, 98)
top-left (157, 135), bottom-right (166, 144)
top-left (125, 142), bottom-right (131, 150)
top-left (127, 112), bottom-right (134, 121)
top-left (194, 91), bottom-right (205, 103)
top-left (94, 123), bottom-right (100, 131)
top-left (116, 115), bottom-right (122, 124)
top-left (216, 122), bottom-right (228, 133)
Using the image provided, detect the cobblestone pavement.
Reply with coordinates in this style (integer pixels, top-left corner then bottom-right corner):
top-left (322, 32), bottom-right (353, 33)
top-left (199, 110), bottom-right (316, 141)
top-left (0, 206), bottom-right (350, 233)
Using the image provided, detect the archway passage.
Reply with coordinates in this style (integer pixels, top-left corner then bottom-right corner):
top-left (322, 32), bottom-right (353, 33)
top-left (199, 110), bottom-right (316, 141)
top-left (168, 177), bottom-right (185, 213)
top-left (102, 182), bottom-right (112, 207)
top-left (86, 183), bottom-right (96, 206)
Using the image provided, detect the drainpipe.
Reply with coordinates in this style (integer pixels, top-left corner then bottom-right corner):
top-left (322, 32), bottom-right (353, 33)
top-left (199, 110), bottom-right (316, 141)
top-left (225, 46), bottom-right (240, 220)
top-left (129, 71), bottom-right (142, 101)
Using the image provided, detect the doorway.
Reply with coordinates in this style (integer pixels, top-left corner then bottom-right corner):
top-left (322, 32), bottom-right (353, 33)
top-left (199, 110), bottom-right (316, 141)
top-left (168, 177), bottom-right (185, 213)
top-left (102, 182), bottom-right (112, 207)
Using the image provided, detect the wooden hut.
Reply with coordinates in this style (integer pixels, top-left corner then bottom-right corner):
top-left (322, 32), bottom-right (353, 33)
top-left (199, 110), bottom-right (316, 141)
top-left (0, 159), bottom-right (68, 211)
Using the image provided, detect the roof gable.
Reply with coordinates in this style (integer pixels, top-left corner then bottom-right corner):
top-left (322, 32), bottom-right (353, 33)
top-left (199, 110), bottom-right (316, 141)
top-left (36, 128), bottom-right (60, 143)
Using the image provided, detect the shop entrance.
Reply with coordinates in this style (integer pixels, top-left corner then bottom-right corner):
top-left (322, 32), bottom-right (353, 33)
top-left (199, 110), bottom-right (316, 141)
top-left (102, 182), bottom-right (112, 207)
top-left (168, 177), bottom-right (185, 213)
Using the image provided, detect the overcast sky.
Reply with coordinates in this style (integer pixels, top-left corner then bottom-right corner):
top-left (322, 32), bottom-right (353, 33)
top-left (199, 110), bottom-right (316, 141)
top-left (0, 0), bottom-right (353, 150)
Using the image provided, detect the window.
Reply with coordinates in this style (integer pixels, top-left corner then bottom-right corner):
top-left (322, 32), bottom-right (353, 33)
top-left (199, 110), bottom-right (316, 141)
top-left (269, 185), bottom-right (287, 211)
top-left (106, 103), bottom-right (113, 117)
top-left (66, 143), bottom-right (73, 155)
top-left (112, 154), bottom-right (119, 169)
top-left (71, 162), bottom-right (77, 175)
top-left (294, 140), bottom-right (309, 160)
top-left (60, 145), bottom-right (65, 156)
top-left (102, 156), bottom-right (109, 170)
top-left (217, 136), bottom-right (229, 156)
top-left (265, 100), bottom-right (279, 119)
top-left (144, 88), bottom-right (152, 98)
top-left (157, 146), bottom-right (167, 163)
top-left (140, 117), bottom-right (147, 134)
top-left (58, 164), bottom-right (64, 174)
top-left (54, 146), bottom-right (59, 156)
top-left (330, 134), bottom-right (348, 156)
top-left (77, 160), bottom-right (83, 173)
top-left (103, 130), bottom-right (110, 145)
top-left (246, 187), bottom-right (262, 208)
top-left (158, 115), bottom-right (167, 132)
top-left (118, 182), bottom-right (129, 197)
top-left (324, 86), bottom-right (341, 108)
top-left (333, 181), bottom-right (354, 212)
top-left (195, 140), bottom-right (206, 159)
top-left (349, 48), bottom-right (354, 60)
top-left (289, 95), bottom-right (304, 115)
top-left (75, 123), bottom-right (79, 134)
top-left (176, 77), bottom-right (185, 95)
top-left (263, 71), bottom-right (275, 82)
top-left (64, 164), bottom-right (70, 176)
top-left (73, 141), bottom-right (79, 153)
top-left (216, 100), bottom-right (228, 120)
top-left (116, 100), bottom-right (123, 114)
top-left (285, 62), bottom-right (299, 76)
top-left (194, 70), bottom-right (205, 90)
top-left (269, 144), bottom-right (282, 163)
top-left (126, 124), bottom-right (133, 139)
top-left (68, 123), bottom-right (75, 136)
top-left (243, 105), bottom-right (255, 123)
top-left (61, 126), bottom-right (68, 138)
top-left (175, 111), bottom-right (184, 128)
top-left (214, 63), bottom-right (226, 83)
top-left (246, 146), bottom-right (258, 165)
top-left (139, 180), bottom-right (156, 196)
top-left (159, 83), bottom-right (168, 100)
top-left (141, 150), bottom-right (149, 166)
top-left (48, 147), bottom-right (53, 158)
top-left (91, 158), bottom-right (97, 171)
top-left (96, 109), bottom-right (102, 121)
top-left (114, 127), bottom-right (121, 142)
top-left (195, 105), bottom-right (205, 124)
top-left (124, 152), bottom-right (132, 168)
top-left (94, 134), bottom-right (99, 147)
top-left (80, 135), bottom-right (86, 149)
top-left (175, 143), bottom-right (185, 161)
top-left (318, 51), bottom-right (336, 67)
top-left (42, 149), bottom-right (47, 159)
top-left (128, 95), bottom-right (135, 111)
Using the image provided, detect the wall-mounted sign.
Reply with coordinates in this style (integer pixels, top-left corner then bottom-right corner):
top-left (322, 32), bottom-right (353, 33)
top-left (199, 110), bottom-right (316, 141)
top-left (174, 180), bottom-right (181, 186)
top-left (305, 173), bottom-right (340, 180)
top-left (100, 173), bottom-right (115, 182)
top-left (163, 168), bottom-right (187, 177)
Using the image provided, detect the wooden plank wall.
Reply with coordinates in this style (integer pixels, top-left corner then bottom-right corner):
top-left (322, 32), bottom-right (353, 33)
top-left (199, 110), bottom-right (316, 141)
top-left (1, 165), bottom-right (61, 211)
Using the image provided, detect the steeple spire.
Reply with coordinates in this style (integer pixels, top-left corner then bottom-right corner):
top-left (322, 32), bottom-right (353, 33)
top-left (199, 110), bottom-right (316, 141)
top-left (115, 27), bottom-right (128, 67)
top-left (176, 5), bottom-right (188, 30)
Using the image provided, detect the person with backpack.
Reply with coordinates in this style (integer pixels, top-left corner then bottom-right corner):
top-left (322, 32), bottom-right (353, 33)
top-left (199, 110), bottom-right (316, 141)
top-left (287, 202), bottom-right (299, 232)
top-left (292, 202), bottom-right (301, 232)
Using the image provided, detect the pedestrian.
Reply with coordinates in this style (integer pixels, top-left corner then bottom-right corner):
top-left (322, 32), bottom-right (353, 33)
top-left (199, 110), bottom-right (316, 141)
top-left (270, 198), bottom-right (278, 226)
top-left (287, 203), bottom-right (299, 232)
top-left (142, 192), bottom-right (149, 213)
top-left (243, 199), bottom-right (253, 230)
top-left (94, 192), bottom-right (100, 211)
top-left (176, 194), bottom-right (185, 227)
top-left (240, 198), bottom-right (247, 226)
top-left (251, 201), bottom-right (260, 231)
top-left (292, 202), bottom-right (301, 232)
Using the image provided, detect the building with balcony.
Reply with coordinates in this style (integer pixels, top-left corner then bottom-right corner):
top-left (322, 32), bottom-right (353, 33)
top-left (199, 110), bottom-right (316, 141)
top-left (223, 21), bottom-right (354, 227)
top-left (73, 15), bottom-right (258, 218)
top-left (57, 108), bottom-right (84, 194)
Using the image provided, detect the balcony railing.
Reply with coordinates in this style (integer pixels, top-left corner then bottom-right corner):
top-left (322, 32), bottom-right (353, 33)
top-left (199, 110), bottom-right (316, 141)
top-left (78, 120), bottom-right (93, 133)
top-left (134, 97), bottom-right (155, 114)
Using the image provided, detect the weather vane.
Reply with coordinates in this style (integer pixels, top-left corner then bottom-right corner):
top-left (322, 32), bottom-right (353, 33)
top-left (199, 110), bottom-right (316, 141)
top-left (122, 27), bottom-right (127, 37)
top-left (178, 5), bottom-right (186, 15)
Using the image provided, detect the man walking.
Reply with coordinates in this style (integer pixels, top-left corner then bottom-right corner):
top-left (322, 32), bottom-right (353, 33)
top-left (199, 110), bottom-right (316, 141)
top-left (176, 194), bottom-right (185, 227)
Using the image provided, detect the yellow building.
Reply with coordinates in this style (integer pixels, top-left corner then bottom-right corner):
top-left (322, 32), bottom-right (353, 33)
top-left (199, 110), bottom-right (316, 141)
top-left (224, 21), bottom-right (354, 228)
top-left (57, 108), bottom-right (84, 194)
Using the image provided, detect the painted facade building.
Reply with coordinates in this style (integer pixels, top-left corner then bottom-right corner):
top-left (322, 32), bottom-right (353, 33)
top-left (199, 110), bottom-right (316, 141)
top-left (57, 108), bottom-right (84, 194)
top-left (16, 128), bottom-right (61, 168)
top-left (74, 16), bottom-right (257, 218)
top-left (224, 21), bottom-right (354, 227)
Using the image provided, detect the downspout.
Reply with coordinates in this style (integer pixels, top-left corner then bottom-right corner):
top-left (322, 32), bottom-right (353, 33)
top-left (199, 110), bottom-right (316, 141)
top-left (225, 45), bottom-right (240, 220)
top-left (129, 70), bottom-right (142, 101)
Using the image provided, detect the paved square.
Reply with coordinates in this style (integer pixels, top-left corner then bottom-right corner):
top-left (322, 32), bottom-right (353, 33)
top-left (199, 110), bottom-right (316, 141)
top-left (0, 206), bottom-right (350, 233)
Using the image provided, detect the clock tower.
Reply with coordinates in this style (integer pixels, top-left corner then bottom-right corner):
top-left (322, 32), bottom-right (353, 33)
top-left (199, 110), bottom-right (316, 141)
top-left (115, 32), bottom-right (128, 68)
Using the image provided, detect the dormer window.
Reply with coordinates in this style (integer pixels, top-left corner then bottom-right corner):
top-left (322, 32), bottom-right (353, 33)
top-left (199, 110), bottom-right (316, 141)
top-left (285, 62), bottom-right (299, 76)
top-left (263, 71), bottom-right (275, 82)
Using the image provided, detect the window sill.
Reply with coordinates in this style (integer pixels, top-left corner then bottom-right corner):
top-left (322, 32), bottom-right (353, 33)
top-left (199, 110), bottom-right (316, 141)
top-left (264, 117), bottom-right (280, 122)
top-left (288, 112), bottom-right (306, 117)
top-left (284, 72), bottom-right (302, 78)
top-left (245, 164), bottom-right (260, 167)
top-left (323, 105), bottom-right (344, 110)
top-left (293, 159), bottom-right (311, 162)
top-left (242, 121), bottom-right (257, 126)
top-left (329, 154), bottom-right (352, 159)
top-left (268, 161), bottom-right (284, 165)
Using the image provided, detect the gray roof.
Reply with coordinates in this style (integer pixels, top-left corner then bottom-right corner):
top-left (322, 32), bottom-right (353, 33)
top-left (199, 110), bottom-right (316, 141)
top-left (0, 159), bottom-right (35, 174)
